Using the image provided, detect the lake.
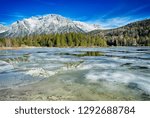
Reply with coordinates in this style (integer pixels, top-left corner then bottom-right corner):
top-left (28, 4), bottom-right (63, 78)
top-left (0, 47), bottom-right (150, 100)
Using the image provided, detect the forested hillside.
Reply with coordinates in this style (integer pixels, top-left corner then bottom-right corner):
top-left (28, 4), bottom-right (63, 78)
top-left (89, 19), bottom-right (150, 46)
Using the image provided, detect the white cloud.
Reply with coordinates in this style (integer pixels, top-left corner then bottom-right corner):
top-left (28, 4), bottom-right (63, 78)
top-left (101, 7), bottom-right (122, 18)
top-left (85, 4), bottom-right (150, 29)
top-left (0, 13), bottom-right (26, 18)
top-left (99, 17), bottom-right (132, 29)
top-left (86, 17), bottom-right (145, 29)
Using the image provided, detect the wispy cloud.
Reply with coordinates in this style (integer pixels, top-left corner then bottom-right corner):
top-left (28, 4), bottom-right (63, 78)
top-left (124, 5), bottom-right (150, 16)
top-left (87, 17), bottom-right (143, 29)
top-left (0, 13), bottom-right (26, 18)
top-left (86, 4), bottom-right (150, 29)
top-left (0, 12), bottom-right (27, 25)
top-left (100, 17), bottom-right (132, 29)
top-left (101, 7), bottom-right (122, 18)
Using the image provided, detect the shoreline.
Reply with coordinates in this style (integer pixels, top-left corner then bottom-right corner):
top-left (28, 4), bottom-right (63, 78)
top-left (0, 46), bottom-right (149, 50)
top-left (0, 46), bottom-right (37, 50)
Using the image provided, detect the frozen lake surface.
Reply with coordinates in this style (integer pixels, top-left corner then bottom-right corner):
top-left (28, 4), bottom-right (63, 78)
top-left (0, 47), bottom-right (150, 100)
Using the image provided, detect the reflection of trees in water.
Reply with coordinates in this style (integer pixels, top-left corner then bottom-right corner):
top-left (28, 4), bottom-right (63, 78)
top-left (59, 51), bottom-right (104, 57)
top-left (85, 51), bottom-right (104, 56)
top-left (74, 51), bottom-right (104, 57)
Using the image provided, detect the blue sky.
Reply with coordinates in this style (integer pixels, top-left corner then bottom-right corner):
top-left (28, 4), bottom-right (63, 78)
top-left (0, 0), bottom-right (150, 28)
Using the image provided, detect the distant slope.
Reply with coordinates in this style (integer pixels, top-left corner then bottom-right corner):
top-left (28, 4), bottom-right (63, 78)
top-left (89, 19), bottom-right (150, 46)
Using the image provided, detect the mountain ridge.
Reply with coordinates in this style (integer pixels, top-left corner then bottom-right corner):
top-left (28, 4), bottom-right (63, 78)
top-left (0, 14), bottom-right (101, 37)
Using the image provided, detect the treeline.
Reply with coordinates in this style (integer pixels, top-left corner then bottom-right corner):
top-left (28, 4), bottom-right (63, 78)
top-left (90, 19), bottom-right (150, 46)
top-left (0, 33), bottom-right (107, 47)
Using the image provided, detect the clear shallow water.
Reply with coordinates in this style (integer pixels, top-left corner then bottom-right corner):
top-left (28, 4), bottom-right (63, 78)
top-left (0, 47), bottom-right (150, 100)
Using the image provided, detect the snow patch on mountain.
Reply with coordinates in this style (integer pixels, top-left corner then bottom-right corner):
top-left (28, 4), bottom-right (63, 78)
top-left (74, 21), bottom-right (101, 32)
top-left (0, 24), bottom-right (8, 33)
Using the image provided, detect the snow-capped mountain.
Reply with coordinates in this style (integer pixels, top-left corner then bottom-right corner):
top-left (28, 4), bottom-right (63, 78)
top-left (0, 24), bottom-right (8, 33)
top-left (0, 14), bottom-right (101, 37)
top-left (74, 21), bottom-right (101, 32)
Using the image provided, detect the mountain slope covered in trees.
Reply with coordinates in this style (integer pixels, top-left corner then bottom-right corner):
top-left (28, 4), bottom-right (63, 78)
top-left (89, 19), bottom-right (150, 46)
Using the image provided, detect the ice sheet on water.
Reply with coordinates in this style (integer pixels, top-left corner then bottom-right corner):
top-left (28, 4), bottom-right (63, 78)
top-left (85, 70), bottom-right (150, 94)
top-left (85, 71), bottom-right (136, 83)
top-left (0, 70), bottom-right (44, 90)
top-left (0, 60), bottom-right (14, 73)
top-left (0, 47), bottom-right (149, 96)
